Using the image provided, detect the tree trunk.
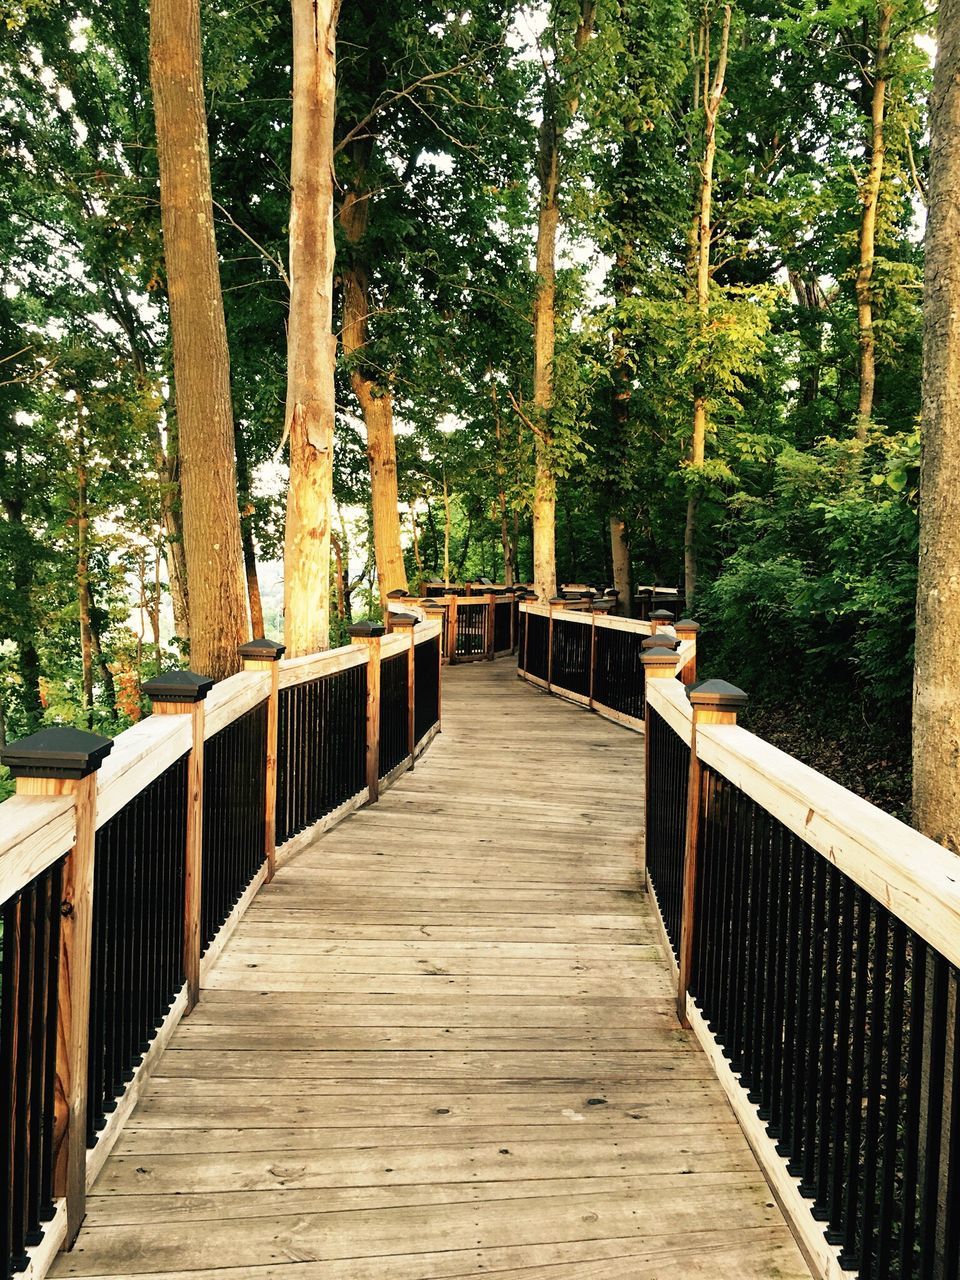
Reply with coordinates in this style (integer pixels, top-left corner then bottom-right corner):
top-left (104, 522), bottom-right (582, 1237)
top-left (609, 515), bottom-right (631, 613)
top-left (331, 532), bottom-right (346, 620)
top-left (75, 416), bottom-right (94, 724)
top-left (855, 5), bottom-right (892, 436)
top-left (685, 3), bottom-right (731, 609)
top-left (281, 0), bottom-right (339, 657)
top-left (339, 184), bottom-right (408, 606)
top-left (234, 425), bottom-right (265, 637)
top-left (410, 505), bottom-right (424, 592)
top-left (155, 400), bottom-right (190, 643)
top-left (913, 0), bottom-right (960, 850)
top-left (442, 476), bottom-right (452, 587)
top-left (532, 101), bottom-right (560, 602)
top-left (150, 0), bottom-right (248, 681)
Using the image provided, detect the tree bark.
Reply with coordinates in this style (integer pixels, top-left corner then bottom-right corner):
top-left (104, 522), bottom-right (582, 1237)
top-left (339, 184), bottom-right (408, 606)
top-left (75, 413), bottom-right (94, 724)
top-left (913, 0), bottom-right (960, 850)
top-left (150, 0), bottom-right (248, 680)
top-left (684, 3), bottom-right (731, 609)
top-left (234, 425), bottom-right (265, 637)
top-left (855, 4), bottom-right (892, 437)
top-left (282, 0), bottom-right (339, 657)
top-left (609, 515), bottom-right (631, 612)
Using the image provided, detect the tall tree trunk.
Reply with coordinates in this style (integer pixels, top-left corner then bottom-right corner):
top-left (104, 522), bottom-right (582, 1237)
top-left (150, 0), bottom-right (248, 680)
top-left (492, 384), bottom-right (515, 586)
top-left (87, 580), bottom-right (118, 716)
top-left (339, 185), bottom-right (407, 606)
top-left (532, 102), bottom-right (560, 602)
top-left (282, 0), bottom-right (338, 657)
top-left (913, 0), bottom-right (960, 850)
top-left (75, 412), bottom-right (94, 724)
top-left (530, 3), bottom-right (597, 601)
top-left (442, 475), bottom-right (452, 587)
top-left (410, 504), bottom-right (424, 592)
top-left (331, 532), bottom-right (346, 620)
top-left (609, 515), bottom-right (631, 612)
top-left (685, 3), bottom-right (731, 609)
top-left (234, 425), bottom-right (265, 637)
top-left (856, 4), bottom-right (892, 437)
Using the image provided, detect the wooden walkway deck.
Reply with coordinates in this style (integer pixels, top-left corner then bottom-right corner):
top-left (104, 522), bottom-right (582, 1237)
top-left (52, 661), bottom-right (807, 1280)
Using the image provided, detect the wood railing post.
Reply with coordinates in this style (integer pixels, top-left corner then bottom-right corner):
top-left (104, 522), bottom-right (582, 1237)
top-left (3, 726), bottom-right (113, 1244)
top-left (237, 639), bottom-right (286, 884)
top-left (486, 592), bottom-right (497, 660)
top-left (675, 618), bottom-right (700, 686)
top-left (640, 648), bottom-right (682, 888)
top-left (348, 622), bottom-right (385, 803)
top-left (650, 608), bottom-right (674, 635)
top-left (390, 612), bottom-right (418, 764)
top-left (142, 671), bottom-right (215, 1016)
top-left (676, 679), bottom-right (748, 1028)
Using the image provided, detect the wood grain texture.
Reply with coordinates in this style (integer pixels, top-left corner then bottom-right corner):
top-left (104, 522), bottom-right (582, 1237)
top-left (52, 662), bottom-right (806, 1279)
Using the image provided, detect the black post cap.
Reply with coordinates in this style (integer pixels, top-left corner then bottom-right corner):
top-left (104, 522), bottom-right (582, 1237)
top-left (641, 633), bottom-right (679, 651)
top-left (347, 621), bottom-right (386, 639)
top-left (688, 679), bottom-right (748, 710)
top-left (390, 611), bottom-right (419, 627)
top-left (650, 608), bottom-right (675, 622)
top-left (238, 638), bottom-right (286, 662)
top-left (548, 596), bottom-right (566, 606)
top-left (675, 618), bottom-right (701, 634)
top-left (143, 670), bottom-right (216, 704)
top-left (1, 726), bottom-right (113, 780)
top-left (386, 588), bottom-right (410, 598)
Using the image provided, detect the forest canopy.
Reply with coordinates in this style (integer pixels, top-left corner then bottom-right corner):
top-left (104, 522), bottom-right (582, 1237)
top-left (0, 0), bottom-right (938, 818)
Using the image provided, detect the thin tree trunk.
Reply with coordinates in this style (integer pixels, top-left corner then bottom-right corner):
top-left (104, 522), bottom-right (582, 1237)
top-left (331, 532), bottom-right (346, 620)
top-left (156, 402), bottom-right (190, 641)
top-left (856, 4), bottom-right (892, 437)
top-left (282, 0), bottom-right (339, 657)
top-left (150, 0), bottom-right (248, 680)
top-left (234, 425), bottom-right (265, 637)
top-left (75, 411), bottom-right (94, 725)
top-left (442, 475), bottom-right (452, 587)
top-left (685, 3), bottom-right (731, 609)
top-left (87, 583), bottom-right (118, 716)
top-left (339, 184), bottom-right (408, 606)
top-left (531, 3), bottom-right (597, 601)
top-left (492, 385), bottom-right (515, 587)
top-left (913, 0), bottom-right (960, 850)
top-left (410, 504), bottom-right (424, 592)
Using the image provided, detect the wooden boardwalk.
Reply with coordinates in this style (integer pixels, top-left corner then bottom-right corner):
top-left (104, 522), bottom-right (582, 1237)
top-left (53, 661), bottom-right (807, 1280)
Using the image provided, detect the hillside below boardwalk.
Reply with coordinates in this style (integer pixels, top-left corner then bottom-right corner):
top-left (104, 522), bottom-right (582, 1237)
top-left (52, 661), bottom-right (807, 1279)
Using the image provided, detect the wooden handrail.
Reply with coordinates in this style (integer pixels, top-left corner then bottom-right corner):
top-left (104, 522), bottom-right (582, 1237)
top-left (0, 622), bottom-right (445, 1278)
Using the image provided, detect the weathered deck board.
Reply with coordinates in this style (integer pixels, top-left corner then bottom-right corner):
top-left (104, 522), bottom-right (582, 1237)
top-left (52, 661), bottom-right (807, 1279)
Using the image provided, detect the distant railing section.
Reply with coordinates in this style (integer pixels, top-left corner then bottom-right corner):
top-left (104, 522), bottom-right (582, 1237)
top-left (642, 661), bottom-right (960, 1280)
top-left (0, 616), bottom-right (444, 1279)
top-left (387, 592), bottom-right (521, 664)
top-left (517, 601), bottom-right (697, 732)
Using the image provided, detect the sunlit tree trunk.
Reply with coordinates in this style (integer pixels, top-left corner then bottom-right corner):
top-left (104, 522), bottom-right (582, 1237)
top-left (855, 3), bottom-right (892, 437)
top-left (234, 425), bottom-right (265, 637)
top-left (913, 0), bottom-right (960, 850)
top-left (150, 0), bottom-right (248, 680)
top-left (282, 0), bottom-right (339, 656)
top-left (684, 3), bottom-right (731, 609)
top-left (339, 175), bottom-right (407, 607)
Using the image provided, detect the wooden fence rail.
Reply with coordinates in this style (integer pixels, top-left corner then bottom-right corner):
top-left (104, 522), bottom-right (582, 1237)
top-left (643, 666), bottom-right (960, 1280)
top-left (387, 593), bottom-right (520, 664)
top-left (0, 619), bottom-right (443, 1280)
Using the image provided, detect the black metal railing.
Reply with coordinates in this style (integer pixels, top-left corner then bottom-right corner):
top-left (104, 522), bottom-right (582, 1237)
top-left (493, 599), bottom-right (512, 653)
top-left (593, 625), bottom-right (645, 720)
top-left (523, 612), bottom-right (549, 681)
top-left (87, 756), bottom-right (188, 1143)
top-left (550, 617), bottom-right (591, 699)
top-left (378, 651), bottom-right (409, 780)
top-left (644, 709), bottom-right (689, 954)
top-left (0, 856), bottom-right (64, 1279)
top-left (414, 634), bottom-right (441, 746)
top-left (201, 701), bottom-right (267, 951)
top-left (689, 763), bottom-right (960, 1279)
top-left (454, 602), bottom-right (488, 660)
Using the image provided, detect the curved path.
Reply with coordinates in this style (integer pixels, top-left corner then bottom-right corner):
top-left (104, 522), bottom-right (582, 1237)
top-left (53, 661), bottom-right (807, 1280)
